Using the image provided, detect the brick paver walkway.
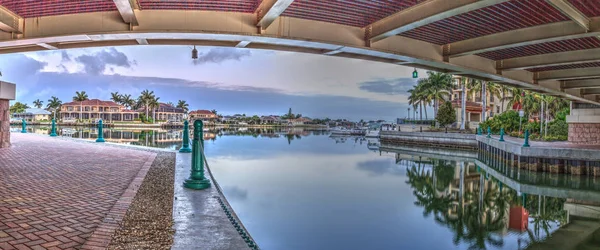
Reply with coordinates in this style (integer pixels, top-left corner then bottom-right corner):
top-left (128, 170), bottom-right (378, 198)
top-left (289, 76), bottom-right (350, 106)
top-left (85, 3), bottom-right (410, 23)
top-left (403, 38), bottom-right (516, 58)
top-left (0, 134), bottom-right (156, 250)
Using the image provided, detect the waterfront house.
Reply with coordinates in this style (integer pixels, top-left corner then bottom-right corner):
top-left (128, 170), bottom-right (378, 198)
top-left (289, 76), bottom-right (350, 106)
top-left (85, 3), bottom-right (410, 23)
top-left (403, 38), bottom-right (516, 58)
top-left (287, 117), bottom-right (313, 126)
top-left (450, 76), bottom-right (507, 129)
top-left (189, 110), bottom-right (218, 122)
top-left (61, 99), bottom-right (139, 122)
top-left (13, 108), bottom-right (51, 122)
top-left (137, 103), bottom-right (185, 122)
top-left (221, 115), bottom-right (235, 123)
top-left (260, 115), bottom-right (283, 125)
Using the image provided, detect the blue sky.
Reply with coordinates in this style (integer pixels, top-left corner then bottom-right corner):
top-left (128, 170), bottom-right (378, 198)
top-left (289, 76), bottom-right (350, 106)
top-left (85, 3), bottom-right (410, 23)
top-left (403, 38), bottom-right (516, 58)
top-left (0, 45), bottom-right (429, 121)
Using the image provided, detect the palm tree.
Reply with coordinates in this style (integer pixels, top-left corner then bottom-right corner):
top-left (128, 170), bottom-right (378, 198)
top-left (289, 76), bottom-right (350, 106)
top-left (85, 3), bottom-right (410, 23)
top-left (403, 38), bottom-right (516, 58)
top-left (505, 87), bottom-right (524, 111)
top-left (408, 86), bottom-right (422, 121)
top-left (110, 92), bottom-right (122, 104)
top-left (47, 96), bottom-right (62, 110)
top-left (149, 96), bottom-right (160, 123)
top-left (486, 82), bottom-right (501, 116)
top-left (121, 94), bottom-right (135, 110)
top-left (47, 96), bottom-right (62, 119)
top-left (459, 77), bottom-right (467, 130)
top-left (138, 89), bottom-right (155, 118)
top-left (167, 101), bottom-right (174, 107)
top-left (522, 92), bottom-right (541, 120)
top-left (422, 71), bottom-right (453, 117)
top-left (33, 99), bottom-right (43, 109)
top-left (211, 109), bottom-right (218, 116)
top-left (73, 91), bottom-right (89, 101)
top-left (498, 85), bottom-right (511, 113)
top-left (177, 100), bottom-right (189, 113)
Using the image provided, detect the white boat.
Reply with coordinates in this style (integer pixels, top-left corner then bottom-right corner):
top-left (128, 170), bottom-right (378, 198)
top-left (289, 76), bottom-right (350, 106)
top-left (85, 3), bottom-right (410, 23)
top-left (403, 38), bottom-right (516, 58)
top-left (365, 129), bottom-right (380, 138)
top-left (330, 127), bottom-right (365, 136)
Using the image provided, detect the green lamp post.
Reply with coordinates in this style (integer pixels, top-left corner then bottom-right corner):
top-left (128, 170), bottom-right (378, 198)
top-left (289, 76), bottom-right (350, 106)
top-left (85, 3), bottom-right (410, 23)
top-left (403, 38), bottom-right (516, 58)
top-left (50, 108), bottom-right (58, 137)
top-left (96, 119), bottom-right (105, 142)
top-left (184, 120), bottom-right (211, 190)
top-left (179, 119), bottom-right (192, 153)
top-left (50, 119), bottom-right (58, 137)
top-left (523, 129), bottom-right (530, 147)
top-left (21, 119), bottom-right (26, 133)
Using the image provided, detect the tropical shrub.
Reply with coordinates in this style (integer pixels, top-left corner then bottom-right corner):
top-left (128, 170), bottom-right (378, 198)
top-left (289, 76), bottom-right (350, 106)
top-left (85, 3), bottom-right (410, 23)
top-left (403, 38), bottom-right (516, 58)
top-left (524, 121), bottom-right (540, 134)
top-left (436, 101), bottom-right (456, 127)
top-left (547, 119), bottom-right (568, 137)
top-left (478, 110), bottom-right (524, 133)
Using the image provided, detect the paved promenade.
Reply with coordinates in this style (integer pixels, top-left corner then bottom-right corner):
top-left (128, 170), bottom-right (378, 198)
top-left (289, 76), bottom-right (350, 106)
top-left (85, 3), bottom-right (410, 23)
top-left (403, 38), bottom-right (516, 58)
top-left (172, 152), bottom-right (250, 250)
top-left (0, 134), bottom-right (155, 250)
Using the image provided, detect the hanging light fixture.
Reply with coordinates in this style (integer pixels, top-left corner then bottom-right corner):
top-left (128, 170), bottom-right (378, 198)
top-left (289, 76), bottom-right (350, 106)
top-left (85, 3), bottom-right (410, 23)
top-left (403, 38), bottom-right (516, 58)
top-left (191, 45), bottom-right (198, 59)
top-left (412, 68), bottom-right (418, 78)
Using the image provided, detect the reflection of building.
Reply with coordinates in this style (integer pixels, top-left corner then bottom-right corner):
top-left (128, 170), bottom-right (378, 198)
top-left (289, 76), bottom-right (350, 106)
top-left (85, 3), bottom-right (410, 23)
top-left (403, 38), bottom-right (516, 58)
top-left (61, 99), bottom-right (139, 121)
top-left (13, 108), bottom-right (51, 121)
top-left (189, 110), bottom-right (217, 122)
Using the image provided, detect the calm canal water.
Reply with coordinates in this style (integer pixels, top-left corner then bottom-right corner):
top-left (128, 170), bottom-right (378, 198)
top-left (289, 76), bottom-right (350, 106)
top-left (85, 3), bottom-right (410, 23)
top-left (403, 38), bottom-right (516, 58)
top-left (14, 126), bottom-right (600, 249)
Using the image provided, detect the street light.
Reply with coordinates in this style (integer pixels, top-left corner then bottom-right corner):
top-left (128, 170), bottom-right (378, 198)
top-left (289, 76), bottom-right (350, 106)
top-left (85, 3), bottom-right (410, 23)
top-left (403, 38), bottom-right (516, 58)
top-left (518, 109), bottom-right (524, 134)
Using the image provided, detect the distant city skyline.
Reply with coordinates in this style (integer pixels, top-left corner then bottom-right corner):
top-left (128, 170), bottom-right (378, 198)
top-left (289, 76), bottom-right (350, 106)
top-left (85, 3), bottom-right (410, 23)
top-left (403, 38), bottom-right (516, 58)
top-left (0, 46), bottom-right (431, 121)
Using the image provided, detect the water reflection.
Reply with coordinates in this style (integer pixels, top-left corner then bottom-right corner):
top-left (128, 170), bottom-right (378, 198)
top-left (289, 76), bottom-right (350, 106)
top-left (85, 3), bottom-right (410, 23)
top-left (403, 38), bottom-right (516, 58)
top-left (404, 158), bottom-right (568, 249)
top-left (13, 126), bottom-right (600, 249)
top-left (205, 134), bottom-right (600, 250)
top-left (12, 125), bottom-right (328, 150)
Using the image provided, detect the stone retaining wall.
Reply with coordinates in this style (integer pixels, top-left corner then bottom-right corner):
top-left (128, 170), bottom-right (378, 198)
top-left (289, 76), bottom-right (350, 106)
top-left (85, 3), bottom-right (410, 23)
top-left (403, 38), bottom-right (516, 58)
top-left (569, 123), bottom-right (600, 144)
top-left (379, 131), bottom-right (477, 150)
top-left (0, 99), bottom-right (9, 148)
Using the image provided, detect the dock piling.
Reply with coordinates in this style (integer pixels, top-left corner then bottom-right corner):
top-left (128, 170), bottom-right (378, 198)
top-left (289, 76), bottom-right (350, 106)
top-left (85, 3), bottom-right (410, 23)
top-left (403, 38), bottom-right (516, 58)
top-left (95, 120), bottom-right (105, 142)
top-left (21, 119), bottom-right (26, 133)
top-left (184, 120), bottom-right (211, 190)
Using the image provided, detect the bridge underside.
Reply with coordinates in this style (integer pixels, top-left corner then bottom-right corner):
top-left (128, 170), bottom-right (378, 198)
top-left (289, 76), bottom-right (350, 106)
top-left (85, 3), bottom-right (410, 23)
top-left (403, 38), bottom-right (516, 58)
top-left (1, 0), bottom-right (600, 145)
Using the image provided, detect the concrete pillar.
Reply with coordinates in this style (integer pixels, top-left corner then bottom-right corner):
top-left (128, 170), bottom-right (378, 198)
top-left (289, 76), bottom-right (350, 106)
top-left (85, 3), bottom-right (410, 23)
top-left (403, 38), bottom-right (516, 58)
top-left (0, 81), bottom-right (16, 148)
top-left (567, 106), bottom-right (600, 144)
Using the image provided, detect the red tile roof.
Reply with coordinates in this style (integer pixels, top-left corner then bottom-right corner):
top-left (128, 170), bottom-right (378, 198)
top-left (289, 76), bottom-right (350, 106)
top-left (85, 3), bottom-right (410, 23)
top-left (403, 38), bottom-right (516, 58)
top-left (451, 100), bottom-right (491, 112)
top-left (62, 99), bottom-right (122, 107)
top-left (189, 110), bottom-right (215, 115)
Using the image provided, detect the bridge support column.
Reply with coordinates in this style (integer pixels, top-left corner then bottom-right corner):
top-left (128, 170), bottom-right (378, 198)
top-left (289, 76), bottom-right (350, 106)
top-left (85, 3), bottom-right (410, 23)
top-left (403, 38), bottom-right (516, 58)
top-left (0, 81), bottom-right (16, 148)
top-left (567, 103), bottom-right (600, 144)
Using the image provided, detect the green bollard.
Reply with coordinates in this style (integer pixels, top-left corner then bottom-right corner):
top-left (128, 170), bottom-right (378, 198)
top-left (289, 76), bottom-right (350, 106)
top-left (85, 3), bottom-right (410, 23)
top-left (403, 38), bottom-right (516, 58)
top-left (499, 128), bottom-right (505, 142)
top-left (523, 129), bottom-right (530, 147)
top-left (179, 120), bottom-right (192, 153)
top-left (50, 119), bottom-right (58, 137)
top-left (487, 127), bottom-right (491, 138)
top-left (96, 120), bottom-right (105, 142)
top-left (477, 127), bottom-right (482, 135)
top-left (21, 119), bottom-right (27, 133)
top-left (184, 120), bottom-right (211, 190)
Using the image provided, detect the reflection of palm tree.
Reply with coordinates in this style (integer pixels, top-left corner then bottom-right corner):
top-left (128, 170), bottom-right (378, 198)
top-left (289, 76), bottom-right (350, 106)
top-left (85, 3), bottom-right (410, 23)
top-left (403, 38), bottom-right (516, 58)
top-left (525, 196), bottom-right (567, 243)
top-left (433, 160), bottom-right (456, 192)
top-left (408, 164), bottom-right (510, 250)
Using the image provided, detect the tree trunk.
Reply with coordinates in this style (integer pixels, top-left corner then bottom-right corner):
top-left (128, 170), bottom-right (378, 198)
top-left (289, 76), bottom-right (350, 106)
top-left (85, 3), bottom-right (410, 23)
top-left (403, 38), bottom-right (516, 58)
top-left (460, 78), bottom-right (466, 130)
top-left (540, 100), bottom-right (544, 135)
top-left (501, 92), bottom-right (505, 113)
top-left (545, 104), bottom-right (549, 137)
top-left (424, 103), bottom-right (428, 120)
top-left (481, 81), bottom-right (487, 122)
top-left (419, 102), bottom-right (423, 121)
